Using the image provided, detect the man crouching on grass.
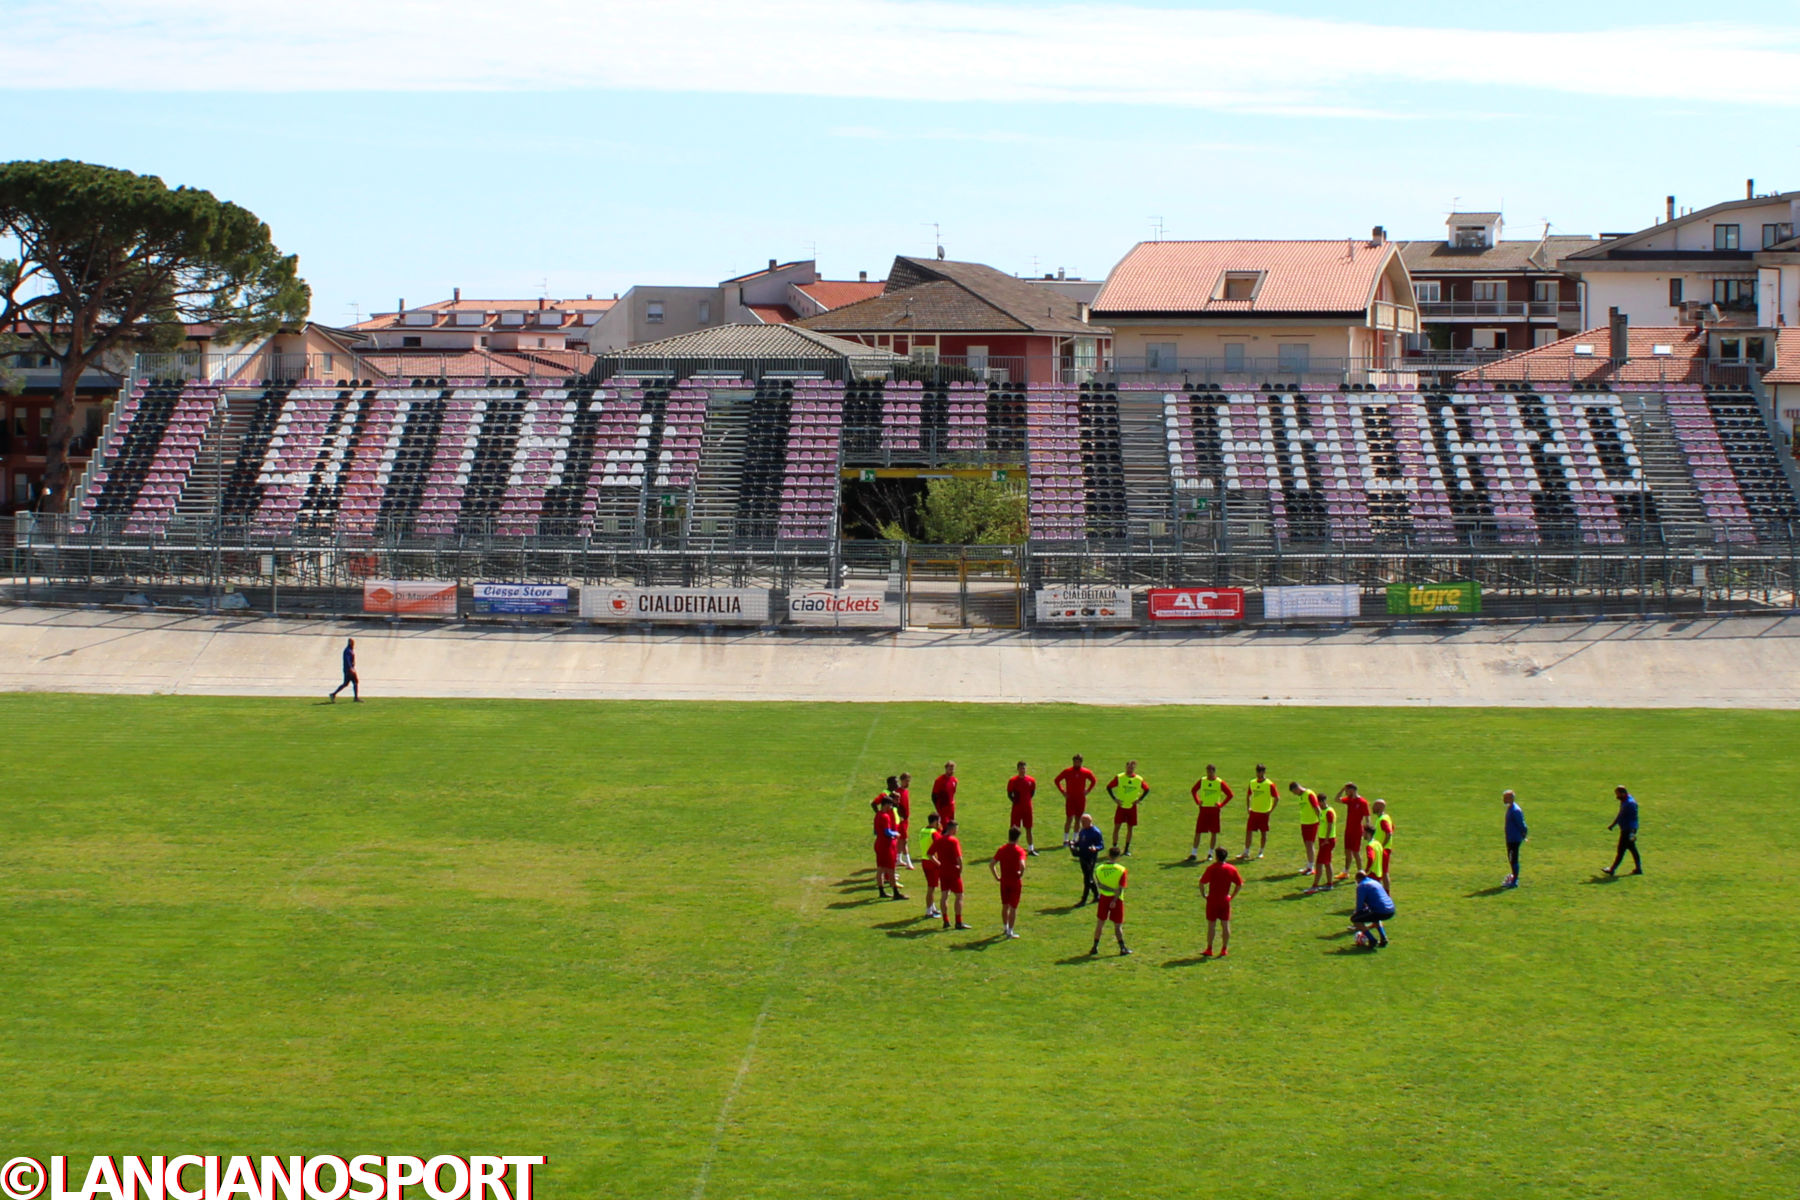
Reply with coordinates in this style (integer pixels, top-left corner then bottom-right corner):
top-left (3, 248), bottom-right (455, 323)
top-left (1349, 870), bottom-right (1395, 949)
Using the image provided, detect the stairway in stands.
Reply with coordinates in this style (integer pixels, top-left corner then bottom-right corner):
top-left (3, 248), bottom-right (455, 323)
top-left (1114, 386), bottom-right (1176, 543)
top-left (173, 393), bottom-right (250, 524)
top-left (684, 391), bottom-right (750, 548)
top-left (1627, 391), bottom-right (1712, 544)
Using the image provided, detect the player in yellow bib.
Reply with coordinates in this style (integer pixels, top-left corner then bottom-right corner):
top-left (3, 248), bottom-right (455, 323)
top-left (1106, 760), bottom-right (1149, 857)
top-left (1239, 763), bottom-right (1280, 861)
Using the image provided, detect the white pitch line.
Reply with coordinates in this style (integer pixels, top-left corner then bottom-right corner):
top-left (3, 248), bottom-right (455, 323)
top-left (690, 712), bottom-right (883, 1200)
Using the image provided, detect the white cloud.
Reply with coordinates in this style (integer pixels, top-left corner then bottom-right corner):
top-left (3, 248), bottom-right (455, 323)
top-left (6, 0), bottom-right (1800, 109)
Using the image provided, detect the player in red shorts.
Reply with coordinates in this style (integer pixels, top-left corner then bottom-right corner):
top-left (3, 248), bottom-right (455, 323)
top-left (918, 812), bottom-right (944, 917)
top-left (1006, 761), bottom-right (1039, 856)
top-left (1088, 847), bottom-right (1130, 956)
top-left (1188, 764), bottom-right (1234, 861)
top-left (1107, 760), bottom-right (1149, 856)
top-left (932, 762), bottom-right (958, 826)
top-left (933, 819), bottom-right (969, 930)
top-left (1055, 754), bottom-right (1098, 847)
top-left (1197, 846), bottom-right (1243, 957)
top-left (1337, 782), bottom-right (1371, 881)
top-left (1305, 797), bottom-right (1339, 893)
top-left (1288, 781), bottom-right (1323, 876)
top-left (872, 794), bottom-right (906, 900)
top-left (889, 774), bottom-right (915, 869)
top-left (989, 827), bottom-right (1029, 938)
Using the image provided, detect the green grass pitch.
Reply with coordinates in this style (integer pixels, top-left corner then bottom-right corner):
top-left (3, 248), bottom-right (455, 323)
top-left (1, 694), bottom-right (1795, 1198)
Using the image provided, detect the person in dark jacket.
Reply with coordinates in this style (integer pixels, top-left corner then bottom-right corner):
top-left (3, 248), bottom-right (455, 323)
top-left (1602, 785), bottom-right (1643, 876)
top-left (1503, 790), bottom-right (1528, 888)
top-left (1071, 814), bottom-right (1105, 906)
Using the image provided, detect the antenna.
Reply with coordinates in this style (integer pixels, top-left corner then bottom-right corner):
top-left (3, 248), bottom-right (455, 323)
top-left (804, 240), bottom-right (818, 262)
top-left (923, 222), bottom-right (943, 260)
top-left (347, 302), bottom-right (363, 325)
top-left (538, 276), bottom-right (550, 298)
top-left (1149, 216), bottom-right (1166, 241)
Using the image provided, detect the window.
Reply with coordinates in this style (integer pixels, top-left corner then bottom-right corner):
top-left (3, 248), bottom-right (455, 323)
top-left (1145, 342), bottom-right (1178, 372)
top-left (1453, 226), bottom-right (1489, 249)
top-left (38, 409), bottom-right (51, 437)
top-left (1713, 278), bottom-right (1755, 311)
top-left (320, 354), bottom-right (334, 373)
top-left (1719, 337), bottom-right (1742, 360)
top-left (1746, 336), bottom-right (1767, 362)
top-left (1222, 343), bottom-right (1246, 371)
top-left (646, 301), bottom-right (664, 324)
top-left (1534, 329), bottom-right (1559, 348)
top-left (965, 345), bottom-right (989, 373)
top-left (1073, 338), bottom-right (1097, 373)
top-left (1219, 271), bottom-right (1261, 301)
top-left (1668, 278), bottom-right (1684, 306)
top-left (697, 300), bottom-right (711, 323)
top-left (1714, 224), bottom-right (1740, 250)
top-left (14, 474), bottom-right (29, 505)
top-left (401, 336), bottom-right (422, 348)
top-left (1276, 342), bottom-right (1310, 373)
top-left (1414, 280), bottom-right (1441, 304)
top-left (1472, 280), bottom-right (1503, 303)
top-left (1764, 223), bottom-right (1794, 248)
top-left (1532, 280), bottom-right (1556, 303)
top-left (1472, 329), bottom-right (1507, 350)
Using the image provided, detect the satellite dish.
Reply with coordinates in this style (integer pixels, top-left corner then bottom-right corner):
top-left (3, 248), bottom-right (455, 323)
top-left (936, 245), bottom-right (945, 260)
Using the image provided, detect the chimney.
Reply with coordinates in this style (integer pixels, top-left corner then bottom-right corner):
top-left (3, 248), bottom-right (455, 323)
top-left (1609, 306), bottom-right (1629, 367)
top-left (1748, 178), bottom-right (1756, 199)
top-left (859, 270), bottom-right (867, 282)
top-left (1057, 267), bottom-right (1066, 280)
top-left (453, 287), bottom-right (461, 303)
top-left (768, 258), bottom-right (777, 272)
top-left (1370, 225), bottom-right (1387, 246)
top-left (537, 297), bottom-right (545, 310)
top-left (1666, 195), bottom-right (1676, 222)
top-left (398, 297), bottom-right (405, 314)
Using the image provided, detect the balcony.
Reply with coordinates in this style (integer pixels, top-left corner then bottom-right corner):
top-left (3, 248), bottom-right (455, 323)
top-left (1418, 300), bottom-right (1584, 321)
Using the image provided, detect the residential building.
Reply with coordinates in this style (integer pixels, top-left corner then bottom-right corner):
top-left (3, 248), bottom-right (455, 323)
top-left (796, 256), bottom-right (1109, 383)
top-left (588, 260), bottom-right (885, 350)
top-left (1560, 183), bottom-right (1800, 334)
top-left (1091, 233), bottom-right (1418, 379)
top-left (0, 358), bottom-right (118, 513)
top-left (350, 292), bottom-right (614, 355)
top-left (1400, 213), bottom-right (1595, 359)
top-left (598, 323), bottom-right (905, 381)
top-left (1763, 328), bottom-right (1800, 441)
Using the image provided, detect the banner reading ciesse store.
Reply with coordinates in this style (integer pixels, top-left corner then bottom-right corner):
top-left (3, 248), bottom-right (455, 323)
top-left (581, 586), bottom-right (774, 624)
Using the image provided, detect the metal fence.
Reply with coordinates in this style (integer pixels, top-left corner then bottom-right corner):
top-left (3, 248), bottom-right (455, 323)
top-left (9, 521), bottom-right (1796, 628)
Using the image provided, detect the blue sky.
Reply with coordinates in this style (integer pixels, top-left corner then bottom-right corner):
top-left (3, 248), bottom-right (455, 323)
top-left (5, 0), bottom-right (1799, 324)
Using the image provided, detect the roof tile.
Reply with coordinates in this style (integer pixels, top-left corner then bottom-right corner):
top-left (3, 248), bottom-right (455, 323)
top-left (1093, 240), bottom-right (1400, 315)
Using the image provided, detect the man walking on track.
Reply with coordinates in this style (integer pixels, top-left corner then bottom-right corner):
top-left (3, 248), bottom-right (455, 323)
top-left (933, 819), bottom-right (969, 930)
top-left (1240, 764), bottom-right (1279, 861)
top-left (932, 763), bottom-right (958, 826)
top-left (1107, 760), bottom-right (1149, 856)
top-left (1337, 783), bottom-right (1371, 880)
top-left (1072, 814), bottom-right (1105, 906)
top-left (1189, 764), bottom-right (1234, 861)
top-left (328, 637), bottom-right (359, 702)
top-left (1198, 847), bottom-right (1243, 957)
top-left (1007, 761), bottom-right (1039, 856)
top-left (990, 827), bottom-right (1028, 938)
top-left (1056, 755), bottom-right (1098, 847)
top-left (919, 813), bottom-right (944, 917)
top-left (1602, 785), bottom-right (1643, 876)
top-left (1088, 847), bottom-right (1131, 956)
top-left (1503, 790), bottom-right (1528, 888)
top-left (1290, 781), bottom-right (1323, 875)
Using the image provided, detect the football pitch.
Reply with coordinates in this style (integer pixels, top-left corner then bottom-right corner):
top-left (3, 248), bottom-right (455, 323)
top-left (2, 694), bottom-right (1795, 1198)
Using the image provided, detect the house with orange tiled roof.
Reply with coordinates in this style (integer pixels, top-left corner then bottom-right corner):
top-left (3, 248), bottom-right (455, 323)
top-left (1091, 231), bottom-right (1419, 381)
top-left (1763, 328), bottom-right (1800, 444)
top-left (586, 259), bottom-right (886, 349)
top-left (350, 290), bottom-right (614, 354)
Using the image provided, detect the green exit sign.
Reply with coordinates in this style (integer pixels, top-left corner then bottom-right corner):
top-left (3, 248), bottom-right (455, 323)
top-left (1192, 498), bottom-right (1209, 512)
top-left (992, 470), bottom-right (1008, 482)
top-left (860, 469), bottom-right (877, 482)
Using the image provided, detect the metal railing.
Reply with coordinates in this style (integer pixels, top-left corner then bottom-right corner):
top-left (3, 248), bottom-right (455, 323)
top-left (1418, 301), bottom-right (1584, 319)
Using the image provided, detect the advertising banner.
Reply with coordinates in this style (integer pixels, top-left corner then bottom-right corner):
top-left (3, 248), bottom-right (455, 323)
top-left (1387, 581), bottom-right (1482, 615)
top-left (1034, 585), bottom-right (1135, 626)
top-left (362, 580), bottom-right (458, 616)
top-left (580, 586), bottom-right (773, 624)
top-left (1262, 584), bottom-right (1361, 620)
top-left (786, 587), bottom-right (900, 628)
top-left (1146, 587), bottom-right (1244, 621)
top-left (471, 583), bottom-right (570, 615)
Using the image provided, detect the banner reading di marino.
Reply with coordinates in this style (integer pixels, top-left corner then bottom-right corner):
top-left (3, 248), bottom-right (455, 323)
top-left (1386, 581), bottom-right (1482, 615)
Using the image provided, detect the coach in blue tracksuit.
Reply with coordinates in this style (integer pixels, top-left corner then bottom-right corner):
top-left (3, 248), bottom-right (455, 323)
top-left (1072, 815), bottom-right (1105, 906)
top-left (1503, 790), bottom-right (1528, 888)
top-left (1602, 786), bottom-right (1642, 876)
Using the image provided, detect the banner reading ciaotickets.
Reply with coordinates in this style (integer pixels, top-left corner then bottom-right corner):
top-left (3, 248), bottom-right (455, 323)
top-left (786, 588), bottom-right (900, 628)
top-left (580, 586), bottom-right (774, 624)
top-left (1035, 585), bottom-right (1135, 626)
top-left (363, 580), bottom-right (458, 616)
top-left (1386, 581), bottom-right (1482, 615)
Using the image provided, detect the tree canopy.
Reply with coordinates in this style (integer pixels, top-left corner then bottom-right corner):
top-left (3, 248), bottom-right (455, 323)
top-left (880, 476), bottom-right (1027, 544)
top-left (0, 159), bottom-right (309, 510)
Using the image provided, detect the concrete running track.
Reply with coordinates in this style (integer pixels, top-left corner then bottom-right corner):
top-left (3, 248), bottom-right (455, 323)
top-left (0, 603), bottom-right (1797, 706)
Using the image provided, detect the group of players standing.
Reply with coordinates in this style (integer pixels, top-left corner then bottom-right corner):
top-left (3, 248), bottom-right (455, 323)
top-left (867, 755), bottom-right (1401, 954)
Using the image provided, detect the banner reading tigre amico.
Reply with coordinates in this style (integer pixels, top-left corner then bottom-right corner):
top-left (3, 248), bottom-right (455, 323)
top-left (362, 580), bottom-right (458, 616)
